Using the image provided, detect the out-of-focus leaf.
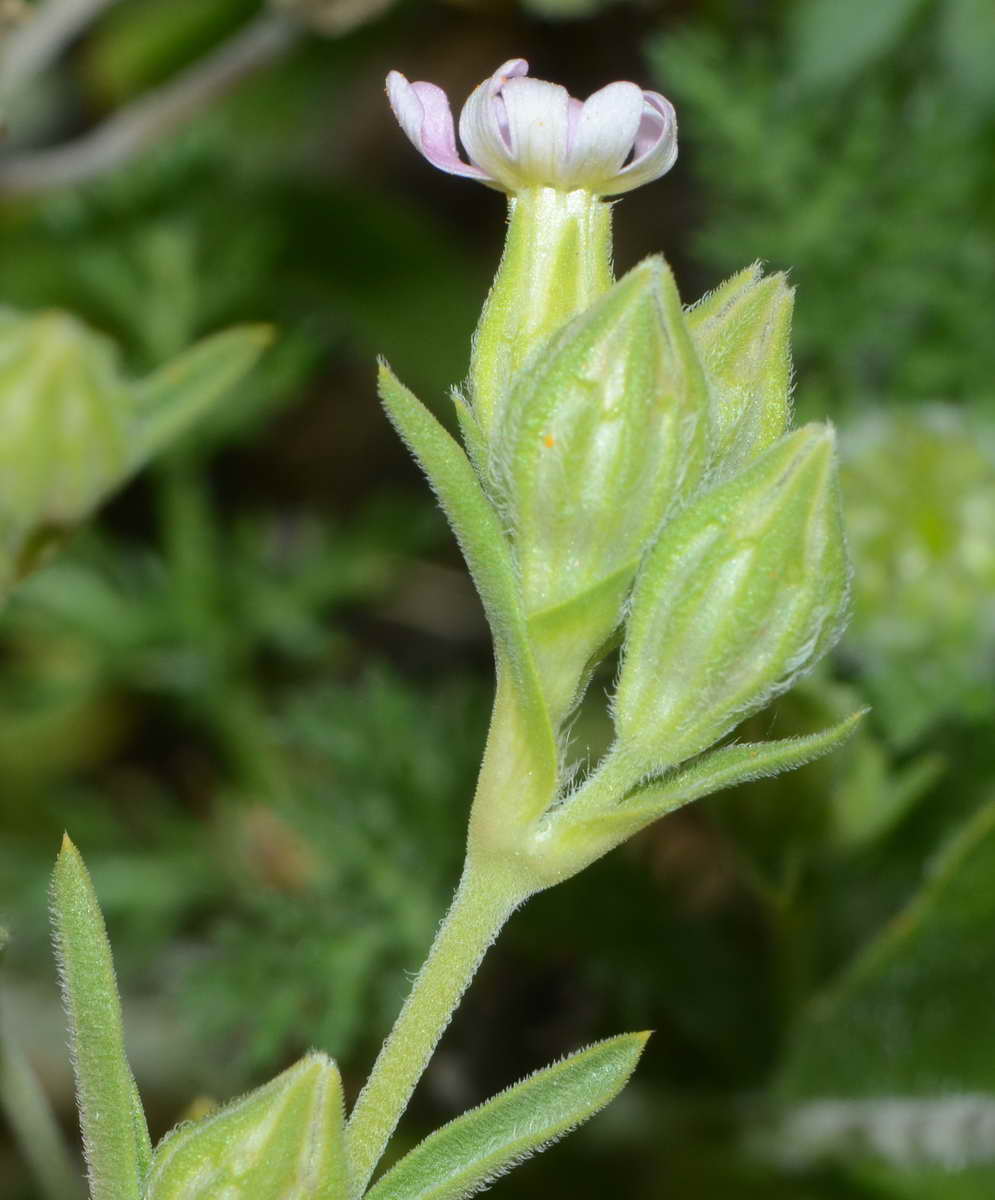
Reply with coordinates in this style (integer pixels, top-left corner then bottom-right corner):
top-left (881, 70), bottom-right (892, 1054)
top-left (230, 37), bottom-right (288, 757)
top-left (365, 1033), bottom-right (648, 1200)
top-left (789, 0), bottom-right (927, 90)
top-left (941, 0), bottom-right (995, 107)
top-left (780, 795), bottom-right (995, 1098)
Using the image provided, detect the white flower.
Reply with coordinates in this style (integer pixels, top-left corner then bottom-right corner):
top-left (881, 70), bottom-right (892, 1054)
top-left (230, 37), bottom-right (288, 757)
top-left (386, 59), bottom-right (677, 196)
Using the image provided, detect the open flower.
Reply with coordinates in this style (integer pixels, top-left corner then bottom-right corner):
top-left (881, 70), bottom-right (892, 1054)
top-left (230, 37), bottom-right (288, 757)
top-left (386, 59), bottom-right (677, 196)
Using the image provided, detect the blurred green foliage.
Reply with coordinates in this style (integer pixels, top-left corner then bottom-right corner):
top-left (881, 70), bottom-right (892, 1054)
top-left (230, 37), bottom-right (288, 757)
top-left (1, 1), bottom-right (994, 1198)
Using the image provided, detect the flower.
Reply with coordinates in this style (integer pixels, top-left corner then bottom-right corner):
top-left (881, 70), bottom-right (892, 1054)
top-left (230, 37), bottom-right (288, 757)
top-left (386, 59), bottom-right (677, 196)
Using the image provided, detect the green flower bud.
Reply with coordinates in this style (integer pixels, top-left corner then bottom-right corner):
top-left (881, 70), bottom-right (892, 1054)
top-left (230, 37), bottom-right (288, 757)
top-left (145, 1052), bottom-right (348, 1200)
top-left (614, 425), bottom-right (849, 773)
top-left (0, 310), bottom-right (131, 540)
top-left (686, 263), bottom-right (793, 475)
top-left (493, 257), bottom-right (709, 722)
top-left (0, 308), bottom-right (269, 588)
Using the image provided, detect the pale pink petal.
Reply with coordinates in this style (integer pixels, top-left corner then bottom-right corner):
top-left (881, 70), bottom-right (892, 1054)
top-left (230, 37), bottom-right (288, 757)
top-left (611, 91), bottom-right (678, 195)
top-left (566, 81), bottom-right (645, 189)
top-left (386, 71), bottom-right (488, 180)
top-left (458, 58), bottom-right (529, 190)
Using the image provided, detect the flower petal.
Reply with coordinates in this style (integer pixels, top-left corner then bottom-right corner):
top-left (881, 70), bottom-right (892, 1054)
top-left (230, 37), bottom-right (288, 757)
top-left (498, 76), bottom-right (571, 189)
top-left (386, 71), bottom-right (488, 180)
top-left (458, 59), bottom-right (529, 190)
top-left (566, 81), bottom-right (645, 189)
top-left (611, 91), bottom-right (678, 195)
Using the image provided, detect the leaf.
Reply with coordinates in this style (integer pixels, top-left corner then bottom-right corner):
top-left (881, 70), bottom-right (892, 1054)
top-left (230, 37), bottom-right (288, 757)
top-left (941, 0), bottom-right (995, 107)
top-left (144, 1053), bottom-right (348, 1200)
top-left (789, 0), bottom-right (927, 90)
top-left (364, 1033), bottom-right (649, 1200)
top-left (50, 835), bottom-right (151, 1200)
top-left (0, 1003), bottom-right (85, 1200)
top-left (780, 795), bottom-right (995, 1099)
top-left (540, 712), bottom-right (864, 886)
top-left (378, 363), bottom-right (557, 813)
top-left (130, 324), bottom-right (273, 466)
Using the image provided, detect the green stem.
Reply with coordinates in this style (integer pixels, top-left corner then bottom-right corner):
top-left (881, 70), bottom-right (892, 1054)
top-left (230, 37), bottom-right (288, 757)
top-left (345, 863), bottom-right (525, 1196)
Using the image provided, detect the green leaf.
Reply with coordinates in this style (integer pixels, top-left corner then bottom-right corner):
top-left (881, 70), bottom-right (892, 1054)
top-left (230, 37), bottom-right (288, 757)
top-left (941, 0), bottom-right (995, 107)
top-left (50, 835), bottom-right (151, 1200)
top-left (130, 324), bottom-right (273, 466)
top-left (378, 363), bottom-right (557, 810)
top-left (144, 1053), bottom-right (347, 1200)
top-left (780, 795), bottom-right (995, 1099)
top-left (789, 0), bottom-right (927, 90)
top-left (365, 1033), bottom-right (649, 1200)
top-left (1, 999), bottom-right (85, 1200)
top-left (539, 712), bottom-right (864, 886)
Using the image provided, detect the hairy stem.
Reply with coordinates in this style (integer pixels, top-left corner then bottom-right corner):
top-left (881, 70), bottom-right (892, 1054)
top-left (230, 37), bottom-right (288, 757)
top-left (345, 864), bottom-right (524, 1196)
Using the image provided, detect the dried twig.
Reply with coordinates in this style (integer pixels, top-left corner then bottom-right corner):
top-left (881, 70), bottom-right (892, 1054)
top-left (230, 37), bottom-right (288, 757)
top-left (0, 11), bottom-right (301, 194)
top-left (0, 0), bottom-right (120, 98)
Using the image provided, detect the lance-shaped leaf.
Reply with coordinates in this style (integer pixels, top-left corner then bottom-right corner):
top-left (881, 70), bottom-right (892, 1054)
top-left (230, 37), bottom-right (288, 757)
top-left (686, 263), bottom-right (793, 475)
top-left (378, 363), bottom-right (557, 814)
top-left (536, 712), bottom-right (865, 886)
top-left (144, 1053), bottom-right (347, 1200)
top-left (615, 425), bottom-right (850, 775)
top-left (130, 324), bottom-right (273, 466)
top-left (365, 1033), bottom-right (648, 1200)
top-left (50, 836), bottom-right (151, 1200)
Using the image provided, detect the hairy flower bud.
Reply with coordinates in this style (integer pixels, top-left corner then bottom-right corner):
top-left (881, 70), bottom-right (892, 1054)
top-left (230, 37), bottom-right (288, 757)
top-left (144, 1053), bottom-right (348, 1200)
top-left (686, 263), bottom-right (794, 475)
top-left (494, 258), bottom-right (709, 720)
top-left (614, 425), bottom-right (850, 772)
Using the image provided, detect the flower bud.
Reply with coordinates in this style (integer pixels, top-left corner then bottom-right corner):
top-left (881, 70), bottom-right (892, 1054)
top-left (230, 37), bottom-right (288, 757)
top-left (0, 308), bottom-right (269, 588)
top-left (614, 425), bottom-right (849, 772)
top-left (0, 310), bottom-right (130, 547)
top-left (493, 257), bottom-right (709, 720)
top-left (144, 1052), bottom-right (348, 1200)
top-left (686, 263), bottom-right (794, 475)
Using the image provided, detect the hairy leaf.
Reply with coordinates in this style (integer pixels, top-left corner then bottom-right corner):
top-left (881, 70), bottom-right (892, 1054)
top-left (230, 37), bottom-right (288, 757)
top-left (365, 1033), bottom-right (648, 1200)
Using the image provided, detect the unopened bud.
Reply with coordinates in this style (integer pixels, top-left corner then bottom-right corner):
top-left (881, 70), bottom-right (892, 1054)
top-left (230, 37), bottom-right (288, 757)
top-left (145, 1053), bottom-right (347, 1200)
top-left (0, 308), bottom-right (269, 588)
top-left (686, 263), bottom-right (793, 475)
top-left (493, 258), bottom-right (709, 720)
top-left (614, 425), bottom-right (849, 772)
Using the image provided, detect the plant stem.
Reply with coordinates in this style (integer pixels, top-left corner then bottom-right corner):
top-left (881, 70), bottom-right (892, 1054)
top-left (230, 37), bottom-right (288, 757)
top-left (345, 863), bottom-right (524, 1196)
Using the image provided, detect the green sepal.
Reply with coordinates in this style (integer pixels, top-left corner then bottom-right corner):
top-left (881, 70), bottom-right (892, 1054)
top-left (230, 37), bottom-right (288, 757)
top-left (450, 388), bottom-right (487, 477)
top-left (144, 1053), bottom-right (347, 1200)
top-left (378, 363), bottom-right (557, 816)
top-left (364, 1033), bottom-right (648, 1200)
top-left (536, 712), bottom-right (865, 886)
top-left (686, 263), bottom-right (793, 475)
top-left (130, 324), bottom-right (273, 466)
top-left (50, 835), bottom-right (151, 1200)
top-left (615, 425), bottom-right (850, 774)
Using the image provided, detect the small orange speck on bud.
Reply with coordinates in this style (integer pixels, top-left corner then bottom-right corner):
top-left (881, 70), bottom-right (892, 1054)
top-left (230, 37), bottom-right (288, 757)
top-left (543, 433), bottom-right (556, 448)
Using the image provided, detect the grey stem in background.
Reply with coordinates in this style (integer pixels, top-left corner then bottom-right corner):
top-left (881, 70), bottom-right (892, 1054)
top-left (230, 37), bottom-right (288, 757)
top-left (0, 12), bottom-right (301, 194)
top-left (0, 0), bottom-right (122, 98)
